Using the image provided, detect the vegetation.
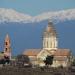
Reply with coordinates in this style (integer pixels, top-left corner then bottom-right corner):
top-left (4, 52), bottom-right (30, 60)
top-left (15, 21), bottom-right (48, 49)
top-left (0, 56), bottom-right (10, 65)
top-left (16, 54), bottom-right (32, 67)
top-left (71, 58), bottom-right (75, 66)
top-left (44, 55), bottom-right (54, 66)
top-left (0, 54), bottom-right (75, 75)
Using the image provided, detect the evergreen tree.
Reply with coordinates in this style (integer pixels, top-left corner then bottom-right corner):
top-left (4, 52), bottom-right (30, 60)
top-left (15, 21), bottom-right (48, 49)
top-left (16, 55), bottom-right (31, 67)
top-left (44, 55), bottom-right (54, 66)
top-left (71, 59), bottom-right (75, 66)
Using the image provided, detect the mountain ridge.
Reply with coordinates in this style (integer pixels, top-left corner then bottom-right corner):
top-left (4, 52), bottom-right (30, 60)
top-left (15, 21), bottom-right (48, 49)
top-left (0, 8), bottom-right (75, 23)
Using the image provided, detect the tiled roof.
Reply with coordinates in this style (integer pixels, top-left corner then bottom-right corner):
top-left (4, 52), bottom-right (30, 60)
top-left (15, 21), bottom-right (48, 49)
top-left (54, 49), bottom-right (70, 56)
top-left (23, 48), bottom-right (70, 57)
top-left (23, 49), bottom-right (41, 56)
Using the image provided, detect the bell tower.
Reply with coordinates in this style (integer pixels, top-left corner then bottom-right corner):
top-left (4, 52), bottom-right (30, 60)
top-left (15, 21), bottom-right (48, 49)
top-left (4, 34), bottom-right (11, 59)
top-left (43, 22), bottom-right (58, 50)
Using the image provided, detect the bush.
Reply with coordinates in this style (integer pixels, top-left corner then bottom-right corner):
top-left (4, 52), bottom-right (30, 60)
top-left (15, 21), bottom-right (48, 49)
top-left (16, 54), bottom-right (32, 67)
top-left (44, 55), bottom-right (54, 66)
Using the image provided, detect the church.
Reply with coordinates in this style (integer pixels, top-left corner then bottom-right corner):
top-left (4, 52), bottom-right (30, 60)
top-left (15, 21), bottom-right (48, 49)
top-left (23, 22), bottom-right (72, 67)
top-left (0, 34), bottom-right (11, 60)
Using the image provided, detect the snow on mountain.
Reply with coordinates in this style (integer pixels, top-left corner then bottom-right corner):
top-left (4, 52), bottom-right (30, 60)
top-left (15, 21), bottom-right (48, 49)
top-left (0, 8), bottom-right (32, 23)
top-left (33, 9), bottom-right (75, 22)
top-left (0, 8), bottom-right (75, 23)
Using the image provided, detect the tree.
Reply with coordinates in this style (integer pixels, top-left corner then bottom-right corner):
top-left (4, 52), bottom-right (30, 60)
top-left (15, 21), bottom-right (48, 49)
top-left (0, 59), bottom-right (5, 65)
top-left (0, 56), bottom-right (10, 65)
top-left (71, 59), bottom-right (75, 66)
top-left (16, 54), bottom-right (31, 67)
top-left (44, 55), bottom-right (54, 66)
top-left (4, 56), bottom-right (10, 64)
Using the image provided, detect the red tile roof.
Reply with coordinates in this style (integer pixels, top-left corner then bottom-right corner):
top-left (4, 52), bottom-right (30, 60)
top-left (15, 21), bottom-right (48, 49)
top-left (23, 49), bottom-right (41, 56)
top-left (23, 49), bottom-right (70, 57)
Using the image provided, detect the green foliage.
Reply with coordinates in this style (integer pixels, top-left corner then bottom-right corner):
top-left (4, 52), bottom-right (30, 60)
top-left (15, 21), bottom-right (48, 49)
top-left (44, 55), bottom-right (54, 66)
top-left (0, 56), bottom-right (10, 64)
top-left (16, 54), bottom-right (31, 67)
top-left (11, 56), bottom-right (17, 59)
top-left (16, 55), bottom-right (30, 63)
top-left (71, 59), bottom-right (75, 66)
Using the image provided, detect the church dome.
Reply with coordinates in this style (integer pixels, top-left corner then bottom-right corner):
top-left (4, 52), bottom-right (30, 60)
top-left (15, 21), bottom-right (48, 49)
top-left (44, 22), bottom-right (57, 37)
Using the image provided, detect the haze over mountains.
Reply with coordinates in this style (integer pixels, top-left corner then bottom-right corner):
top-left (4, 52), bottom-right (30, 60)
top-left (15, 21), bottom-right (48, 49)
top-left (0, 8), bottom-right (75, 55)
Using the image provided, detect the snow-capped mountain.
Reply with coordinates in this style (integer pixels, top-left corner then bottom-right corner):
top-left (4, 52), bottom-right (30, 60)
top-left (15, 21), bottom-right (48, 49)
top-left (0, 8), bottom-right (75, 23)
top-left (0, 8), bottom-right (32, 23)
top-left (33, 9), bottom-right (75, 22)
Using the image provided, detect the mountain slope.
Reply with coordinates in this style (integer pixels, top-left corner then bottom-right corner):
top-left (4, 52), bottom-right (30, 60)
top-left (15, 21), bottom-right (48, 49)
top-left (33, 9), bottom-right (75, 22)
top-left (0, 8), bottom-right (32, 23)
top-left (0, 8), bottom-right (75, 23)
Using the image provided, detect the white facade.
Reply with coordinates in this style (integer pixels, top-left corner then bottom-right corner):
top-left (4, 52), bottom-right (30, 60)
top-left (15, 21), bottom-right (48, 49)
top-left (37, 22), bottom-right (71, 67)
top-left (43, 36), bottom-right (58, 50)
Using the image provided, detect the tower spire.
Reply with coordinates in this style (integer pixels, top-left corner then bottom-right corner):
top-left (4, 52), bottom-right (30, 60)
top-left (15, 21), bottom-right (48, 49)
top-left (4, 34), bottom-right (11, 59)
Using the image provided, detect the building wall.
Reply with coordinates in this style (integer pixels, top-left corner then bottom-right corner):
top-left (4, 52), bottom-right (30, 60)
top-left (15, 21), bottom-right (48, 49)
top-left (43, 36), bottom-right (57, 50)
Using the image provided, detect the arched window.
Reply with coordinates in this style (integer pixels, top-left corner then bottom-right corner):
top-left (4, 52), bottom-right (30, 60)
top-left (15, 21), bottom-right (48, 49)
top-left (5, 48), bottom-right (8, 51)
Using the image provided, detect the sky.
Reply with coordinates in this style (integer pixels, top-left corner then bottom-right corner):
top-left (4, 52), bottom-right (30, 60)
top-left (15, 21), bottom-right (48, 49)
top-left (0, 0), bottom-right (75, 55)
top-left (0, 0), bottom-right (75, 16)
